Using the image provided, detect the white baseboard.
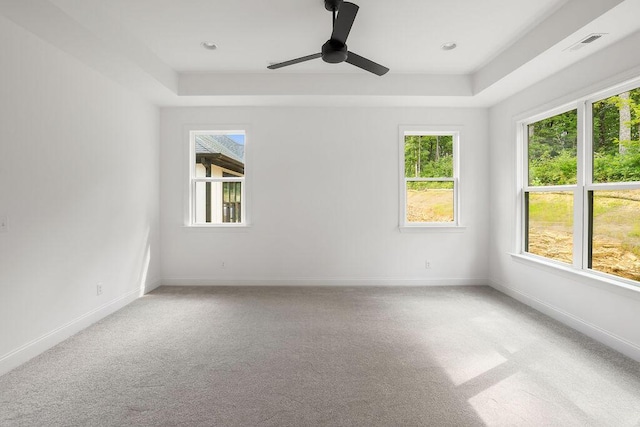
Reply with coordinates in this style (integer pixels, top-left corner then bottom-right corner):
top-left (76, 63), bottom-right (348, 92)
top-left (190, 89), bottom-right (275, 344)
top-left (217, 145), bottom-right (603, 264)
top-left (160, 277), bottom-right (489, 287)
top-left (489, 280), bottom-right (640, 363)
top-left (143, 278), bottom-right (162, 294)
top-left (0, 287), bottom-right (142, 377)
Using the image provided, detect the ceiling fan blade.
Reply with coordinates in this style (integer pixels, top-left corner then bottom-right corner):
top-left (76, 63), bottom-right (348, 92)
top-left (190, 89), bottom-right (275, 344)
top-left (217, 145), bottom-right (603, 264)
top-left (267, 53), bottom-right (322, 70)
top-left (331, 2), bottom-right (359, 44)
top-left (346, 51), bottom-right (389, 76)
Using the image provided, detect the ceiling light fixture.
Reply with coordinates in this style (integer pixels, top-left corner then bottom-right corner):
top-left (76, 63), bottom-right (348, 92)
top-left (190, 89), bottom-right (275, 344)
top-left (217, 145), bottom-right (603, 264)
top-left (201, 41), bottom-right (217, 50)
top-left (441, 42), bottom-right (457, 51)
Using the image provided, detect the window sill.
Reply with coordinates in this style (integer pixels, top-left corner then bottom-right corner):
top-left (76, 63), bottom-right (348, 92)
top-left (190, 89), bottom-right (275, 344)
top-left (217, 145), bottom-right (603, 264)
top-left (399, 225), bottom-right (466, 233)
top-left (510, 253), bottom-right (640, 301)
top-left (182, 224), bottom-right (251, 232)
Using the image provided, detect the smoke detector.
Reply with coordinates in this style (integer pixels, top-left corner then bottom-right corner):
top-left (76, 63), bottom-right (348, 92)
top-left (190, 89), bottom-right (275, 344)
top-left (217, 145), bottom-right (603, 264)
top-left (564, 33), bottom-right (607, 52)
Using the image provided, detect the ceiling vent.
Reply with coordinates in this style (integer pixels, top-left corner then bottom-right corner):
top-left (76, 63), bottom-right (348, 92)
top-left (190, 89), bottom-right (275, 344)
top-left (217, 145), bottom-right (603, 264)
top-left (564, 33), bottom-right (607, 52)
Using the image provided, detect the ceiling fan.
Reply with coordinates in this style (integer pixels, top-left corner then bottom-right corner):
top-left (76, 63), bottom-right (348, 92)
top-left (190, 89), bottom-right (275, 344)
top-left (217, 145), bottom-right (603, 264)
top-left (267, 0), bottom-right (389, 76)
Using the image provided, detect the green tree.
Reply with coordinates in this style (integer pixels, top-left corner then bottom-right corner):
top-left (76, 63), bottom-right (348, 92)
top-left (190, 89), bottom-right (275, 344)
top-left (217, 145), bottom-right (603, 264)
top-left (592, 88), bottom-right (640, 182)
top-left (528, 109), bottom-right (577, 186)
top-left (405, 135), bottom-right (453, 178)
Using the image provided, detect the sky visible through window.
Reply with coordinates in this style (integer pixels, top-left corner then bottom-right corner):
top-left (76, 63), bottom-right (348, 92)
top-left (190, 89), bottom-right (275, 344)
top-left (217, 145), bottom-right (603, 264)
top-left (227, 134), bottom-right (245, 145)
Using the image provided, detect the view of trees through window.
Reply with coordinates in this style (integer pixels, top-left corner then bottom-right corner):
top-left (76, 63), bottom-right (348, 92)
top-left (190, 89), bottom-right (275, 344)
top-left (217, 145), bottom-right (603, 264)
top-left (404, 134), bottom-right (455, 223)
top-left (528, 110), bottom-right (577, 186)
top-left (525, 88), bottom-right (640, 282)
top-left (593, 89), bottom-right (640, 183)
top-left (526, 109), bottom-right (577, 264)
top-left (591, 89), bottom-right (639, 281)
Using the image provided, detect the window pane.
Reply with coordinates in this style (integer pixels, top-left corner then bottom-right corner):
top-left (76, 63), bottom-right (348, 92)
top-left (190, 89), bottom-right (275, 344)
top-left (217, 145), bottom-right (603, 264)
top-left (527, 110), bottom-right (577, 186)
top-left (194, 181), bottom-right (243, 224)
top-left (406, 181), bottom-right (454, 223)
top-left (590, 190), bottom-right (640, 281)
top-left (194, 133), bottom-right (245, 178)
top-left (592, 88), bottom-right (640, 183)
top-left (525, 192), bottom-right (573, 263)
top-left (404, 135), bottom-right (453, 178)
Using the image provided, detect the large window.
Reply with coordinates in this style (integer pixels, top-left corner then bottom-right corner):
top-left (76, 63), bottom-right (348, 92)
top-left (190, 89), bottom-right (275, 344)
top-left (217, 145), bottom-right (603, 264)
top-left (524, 109), bottom-right (577, 264)
top-left (589, 87), bottom-right (640, 281)
top-left (400, 128), bottom-right (459, 227)
top-left (190, 130), bottom-right (246, 225)
top-left (521, 83), bottom-right (640, 284)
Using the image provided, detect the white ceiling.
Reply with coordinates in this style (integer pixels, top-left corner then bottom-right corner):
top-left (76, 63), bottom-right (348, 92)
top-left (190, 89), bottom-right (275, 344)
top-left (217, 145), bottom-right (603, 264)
top-left (50, 0), bottom-right (566, 74)
top-left (1, 0), bottom-right (640, 106)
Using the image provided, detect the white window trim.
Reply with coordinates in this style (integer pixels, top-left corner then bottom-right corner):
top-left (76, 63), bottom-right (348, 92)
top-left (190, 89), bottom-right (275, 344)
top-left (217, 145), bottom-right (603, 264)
top-left (183, 125), bottom-right (251, 228)
top-left (519, 104), bottom-right (581, 268)
top-left (516, 78), bottom-right (640, 288)
top-left (398, 125), bottom-right (463, 231)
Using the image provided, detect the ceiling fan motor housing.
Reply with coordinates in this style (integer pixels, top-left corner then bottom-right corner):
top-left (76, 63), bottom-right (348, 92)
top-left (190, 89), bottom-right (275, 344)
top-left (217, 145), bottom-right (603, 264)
top-left (325, 0), bottom-right (342, 11)
top-left (322, 39), bottom-right (348, 63)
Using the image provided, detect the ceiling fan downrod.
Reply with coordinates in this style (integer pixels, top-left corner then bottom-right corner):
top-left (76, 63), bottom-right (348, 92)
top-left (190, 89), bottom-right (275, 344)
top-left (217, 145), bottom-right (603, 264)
top-left (326, 0), bottom-right (341, 26)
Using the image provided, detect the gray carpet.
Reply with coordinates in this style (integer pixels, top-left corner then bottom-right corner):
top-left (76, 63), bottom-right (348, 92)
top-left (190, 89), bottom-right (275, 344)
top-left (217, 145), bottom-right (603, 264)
top-left (1, 286), bottom-right (639, 426)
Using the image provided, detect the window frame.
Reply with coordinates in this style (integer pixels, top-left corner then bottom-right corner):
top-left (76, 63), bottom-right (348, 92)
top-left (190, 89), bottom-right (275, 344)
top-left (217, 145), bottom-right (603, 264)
top-left (518, 79), bottom-right (640, 286)
top-left (584, 84), bottom-right (640, 278)
top-left (185, 126), bottom-right (250, 228)
top-left (520, 104), bottom-right (583, 268)
top-left (399, 126), bottom-right (462, 230)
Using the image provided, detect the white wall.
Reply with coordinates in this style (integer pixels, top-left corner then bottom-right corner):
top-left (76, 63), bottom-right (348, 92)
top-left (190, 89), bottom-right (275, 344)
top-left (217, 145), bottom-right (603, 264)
top-left (489, 31), bottom-right (640, 361)
top-left (160, 107), bottom-right (489, 285)
top-left (0, 16), bottom-right (161, 375)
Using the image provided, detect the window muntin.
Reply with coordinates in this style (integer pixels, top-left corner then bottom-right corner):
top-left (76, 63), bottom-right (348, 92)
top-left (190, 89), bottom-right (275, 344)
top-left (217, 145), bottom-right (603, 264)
top-left (401, 130), bottom-right (459, 226)
top-left (190, 131), bottom-right (246, 225)
top-left (521, 81), bottom-right (640, 285)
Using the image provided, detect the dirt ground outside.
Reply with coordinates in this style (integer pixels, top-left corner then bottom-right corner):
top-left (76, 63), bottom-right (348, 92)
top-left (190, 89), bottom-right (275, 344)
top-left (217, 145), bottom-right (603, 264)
top-left (406, 189), bottom-right (454, 223)
top-left (407, 188), bottom-right (639, 282)
top-left (528, 191), bottom-right (640, 282)
top-left (529, 229), bottom-right (640, 282)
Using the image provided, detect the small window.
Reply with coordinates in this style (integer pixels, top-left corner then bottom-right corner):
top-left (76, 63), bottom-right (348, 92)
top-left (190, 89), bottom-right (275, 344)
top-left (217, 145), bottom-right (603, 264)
top-left (190, 130), bottom-right (246, 225)
top-left (400, 129), bottom-right (459, 227)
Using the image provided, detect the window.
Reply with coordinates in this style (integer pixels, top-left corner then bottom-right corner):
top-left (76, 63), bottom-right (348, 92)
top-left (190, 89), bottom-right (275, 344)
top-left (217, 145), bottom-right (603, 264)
top-left (521, 83), bottom-right (640, 284)
top-left (189, 130), bottom-right (246, 225)
top-left (524, 109), bottom-right (577, 264)
top-left (400, 128), bottom-right (460, 227)
top-left (588, 88), bottom-right (640, 281)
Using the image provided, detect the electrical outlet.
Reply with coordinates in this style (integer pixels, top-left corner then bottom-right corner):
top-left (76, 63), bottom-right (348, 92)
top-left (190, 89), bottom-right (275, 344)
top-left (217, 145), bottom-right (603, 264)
top-left (425, 260), bottom-right (431, 269)
top-left (97, 283), bottom-right (103, 296)
top-left (221, 261), bottom-right (226, 269)
top-left (0, 216), bottom-right (7, 233)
